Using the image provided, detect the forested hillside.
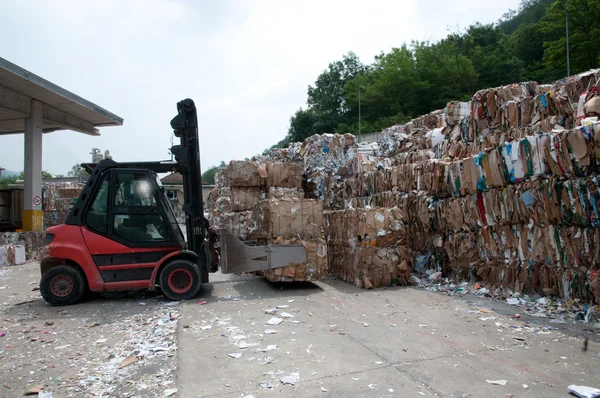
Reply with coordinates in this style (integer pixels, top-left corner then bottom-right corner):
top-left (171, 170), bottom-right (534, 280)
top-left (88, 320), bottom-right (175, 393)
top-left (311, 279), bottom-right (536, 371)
top-left (267, 0), bottom-right (600, 152)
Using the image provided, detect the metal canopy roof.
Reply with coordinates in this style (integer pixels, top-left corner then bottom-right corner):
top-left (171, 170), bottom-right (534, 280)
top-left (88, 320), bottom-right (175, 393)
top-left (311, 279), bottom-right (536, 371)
top-left (0, 57), bottom-right (123, 136)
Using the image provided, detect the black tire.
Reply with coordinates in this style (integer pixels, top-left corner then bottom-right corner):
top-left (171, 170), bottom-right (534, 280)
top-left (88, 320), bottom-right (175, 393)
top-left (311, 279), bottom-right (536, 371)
top-left (159, 259), bottom-right (201, 301)
top-left (40, 265), bottom-right (86, 306)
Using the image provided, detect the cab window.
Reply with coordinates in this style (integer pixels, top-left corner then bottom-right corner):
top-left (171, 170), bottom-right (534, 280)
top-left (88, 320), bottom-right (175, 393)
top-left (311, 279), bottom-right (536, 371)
top-left (112, 172), bottom-right (171, 244)
top-left (114, 173), bottom-right (156, 206)
top-left (85, 176), bottom-right (110, 234)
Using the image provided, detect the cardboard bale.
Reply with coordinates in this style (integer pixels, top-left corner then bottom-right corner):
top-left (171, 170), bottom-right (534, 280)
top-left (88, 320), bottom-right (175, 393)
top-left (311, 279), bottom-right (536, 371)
top-left (328, 244), bottom-right (411, 289)
top-left (267, 163), bottom-right (303, 189)
top-left (466, 223), bottom-right (599, 301)
top-left (325, 207), bottom-right (406, 245)
top-left (58, 187), bottom-right (82, 199)
top-left (254, 199), bottom-right (324, 240)
top-left (357, 207), bottom-right (405, 241)
top-left (444, 230), bottom-right (479, 269)
top-left (263, 237), bottom-right (327, 282)
top-left (446, 101), bottom-right (471, 126)
top-left (228, 160), bottom-right (262, 187)
top-left (324, 209), bottom-right (358, 245)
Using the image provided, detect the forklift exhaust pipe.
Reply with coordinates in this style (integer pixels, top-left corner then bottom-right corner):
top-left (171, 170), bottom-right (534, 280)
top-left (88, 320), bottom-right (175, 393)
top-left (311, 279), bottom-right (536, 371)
top-left (219, 228), bottom-right (307, 274)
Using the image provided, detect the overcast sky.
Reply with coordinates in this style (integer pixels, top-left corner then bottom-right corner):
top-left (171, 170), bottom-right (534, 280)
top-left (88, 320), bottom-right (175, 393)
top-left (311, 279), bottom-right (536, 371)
top-left (0, 0), bottom-right (521, 175)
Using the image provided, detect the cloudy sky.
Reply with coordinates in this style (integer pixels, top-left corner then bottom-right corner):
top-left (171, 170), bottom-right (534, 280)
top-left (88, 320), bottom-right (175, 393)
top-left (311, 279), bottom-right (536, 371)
top-left (0, 0), bottom-right (521, 175)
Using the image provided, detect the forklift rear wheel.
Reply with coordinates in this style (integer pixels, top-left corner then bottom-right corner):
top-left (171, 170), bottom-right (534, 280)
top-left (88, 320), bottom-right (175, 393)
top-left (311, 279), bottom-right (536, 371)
top-left (41, 265), bottom-right (86, 306)
top-left (159, 259), bottom-right (201, 301)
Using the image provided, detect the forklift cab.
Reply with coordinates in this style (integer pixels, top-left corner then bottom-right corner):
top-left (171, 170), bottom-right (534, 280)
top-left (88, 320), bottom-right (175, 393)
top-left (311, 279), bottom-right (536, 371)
top-left (81, 168), bottom-right (185, 248)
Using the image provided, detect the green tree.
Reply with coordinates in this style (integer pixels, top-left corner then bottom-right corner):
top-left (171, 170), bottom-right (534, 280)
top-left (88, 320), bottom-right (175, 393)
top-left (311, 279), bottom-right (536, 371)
top-left (450, 23), bottom-right (525, 88)
top-left (413, 39), bottom-right (478, 111)
top-left (42, 171), bottom-right (53, 179)
top-left (541, 0), bottom-right (600, 76)
top-left (339, 46), bottom-right (419, 133)
top-left (499, 0), bottom-right (555, 33)
top-left (0, 175), bottom-right (18, 189)
top-left (306, 52), bottom-right (366, 133)
top-left (287, 108), bottom-right (319, 142)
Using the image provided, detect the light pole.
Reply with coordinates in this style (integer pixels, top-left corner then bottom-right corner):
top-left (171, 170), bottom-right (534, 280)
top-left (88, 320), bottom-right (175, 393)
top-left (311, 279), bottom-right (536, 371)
top-left (358, 74), bottom-right (361, 140)
top-left (565, 0), bottom-right (571, 76)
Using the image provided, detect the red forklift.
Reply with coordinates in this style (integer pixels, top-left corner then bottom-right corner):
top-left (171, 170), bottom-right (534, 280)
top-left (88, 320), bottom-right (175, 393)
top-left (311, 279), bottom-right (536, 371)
top-left (39, 99), bottom-right (307, 305)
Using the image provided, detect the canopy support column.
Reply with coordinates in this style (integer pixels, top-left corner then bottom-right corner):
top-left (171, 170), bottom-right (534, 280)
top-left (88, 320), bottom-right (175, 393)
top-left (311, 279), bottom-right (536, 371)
top-left (23, 99), bottom-right (43, 231)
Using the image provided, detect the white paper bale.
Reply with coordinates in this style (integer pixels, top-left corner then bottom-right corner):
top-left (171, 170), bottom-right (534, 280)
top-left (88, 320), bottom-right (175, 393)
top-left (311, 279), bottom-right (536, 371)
top-left (8, 245), bottom-right (26, 265)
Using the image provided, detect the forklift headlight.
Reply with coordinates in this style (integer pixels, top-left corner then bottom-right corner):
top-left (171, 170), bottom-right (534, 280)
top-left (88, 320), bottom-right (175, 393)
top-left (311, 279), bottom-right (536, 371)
top-left (43, 234), bottom-right (55, 245)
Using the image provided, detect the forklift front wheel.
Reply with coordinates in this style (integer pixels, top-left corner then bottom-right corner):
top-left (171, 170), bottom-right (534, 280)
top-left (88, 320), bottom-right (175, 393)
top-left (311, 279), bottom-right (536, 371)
top-left (159, 259), bottom-right (201, 301)
top-left (40, 265), bottom-right (86, 306)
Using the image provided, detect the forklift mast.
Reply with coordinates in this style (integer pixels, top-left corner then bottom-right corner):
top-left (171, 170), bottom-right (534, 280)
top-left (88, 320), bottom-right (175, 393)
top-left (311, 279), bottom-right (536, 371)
top-left (169, 99), bottom-right (206, 255)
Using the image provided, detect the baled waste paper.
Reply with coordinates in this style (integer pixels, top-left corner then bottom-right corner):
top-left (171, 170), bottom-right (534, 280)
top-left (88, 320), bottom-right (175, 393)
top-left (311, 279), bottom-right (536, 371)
top-left (207, 68), bottom-right (600, 305)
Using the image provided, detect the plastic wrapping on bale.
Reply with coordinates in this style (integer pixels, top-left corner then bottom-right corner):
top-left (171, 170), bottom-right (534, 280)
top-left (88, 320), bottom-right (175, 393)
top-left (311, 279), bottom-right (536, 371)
top-left (44, 211), bottom-right (70, 228)
top-left (262, 237), bottom-right (327, 282)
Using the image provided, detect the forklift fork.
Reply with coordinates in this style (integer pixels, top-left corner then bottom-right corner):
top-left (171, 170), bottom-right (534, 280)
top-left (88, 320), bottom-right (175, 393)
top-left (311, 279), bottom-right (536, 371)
top-left (219, 229), bottom-right (307, 274)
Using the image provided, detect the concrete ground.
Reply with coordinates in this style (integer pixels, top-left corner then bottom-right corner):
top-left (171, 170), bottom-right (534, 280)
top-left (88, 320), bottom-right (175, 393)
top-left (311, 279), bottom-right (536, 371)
top-left (0, 262), bottom-right (179, 398)
top-left (178, 273), bottom-right (600, 398)
top-left (0, 263), bottom-right (598, 398)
